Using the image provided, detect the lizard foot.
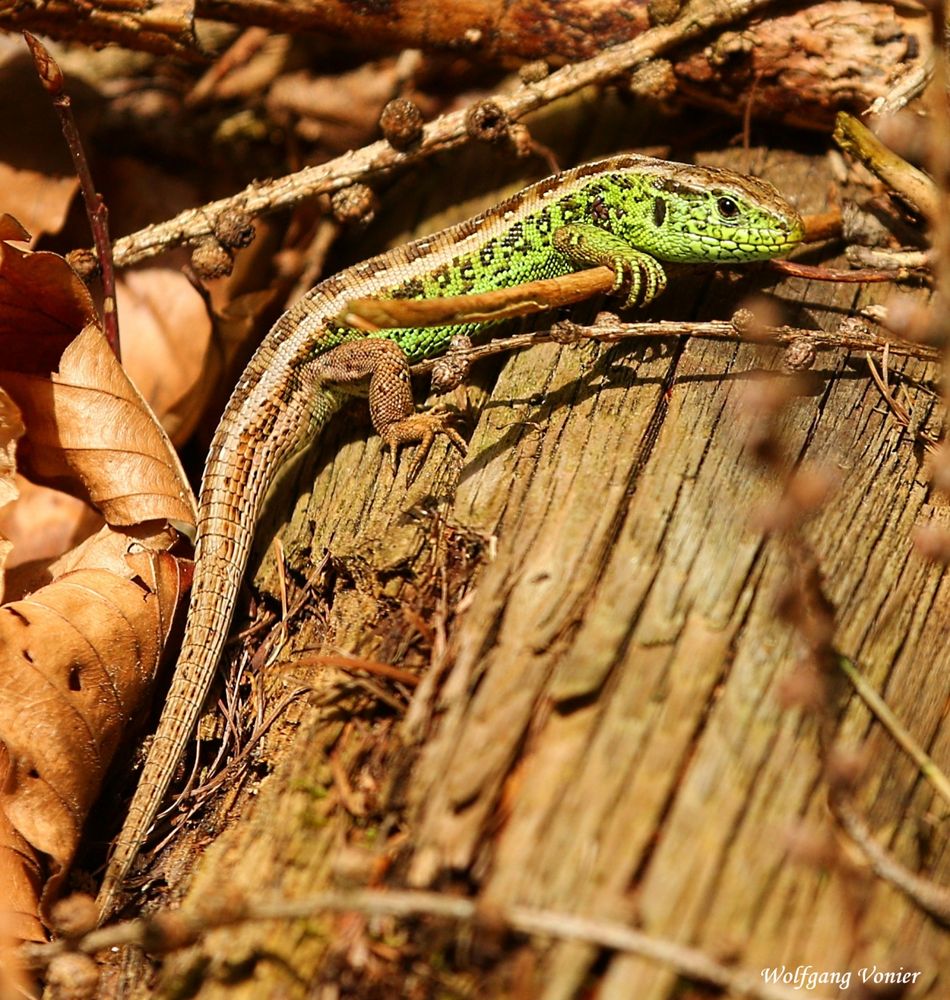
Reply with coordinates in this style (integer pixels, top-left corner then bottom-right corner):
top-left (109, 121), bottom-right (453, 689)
top-left (553, 223), bottom-right (668, 310)
top-left (609, 252), bottom-right (667, 309)
top-left (380, 409), bottom-right (467, 481)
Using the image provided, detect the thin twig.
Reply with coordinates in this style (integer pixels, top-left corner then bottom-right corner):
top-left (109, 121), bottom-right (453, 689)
top-left (291, 652), bottom-right (421, 688)
top-left (403, 316), bottom-right (940, 382)
top-left (770, 258), bottom-right (925, 283)
top-left (23, 32), bottom-right (120, 360)
top-left (837, 658), bottom-right (950, 807)
top-left (21, 887), bottom-right (836, 1000)
top-left (185, 27), bottom-right (271, 107)
top-left (106, 0), bottom-right (782, 268)
top-left (865, 353), bottom-right (939, 450)
top-left (343, 252), bottom-right (927, 336)
top-left (830, 794), bottom-right (950, 926)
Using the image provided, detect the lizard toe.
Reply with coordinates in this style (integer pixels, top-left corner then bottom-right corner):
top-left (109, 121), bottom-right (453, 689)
top-left (380, 409), bottom-right (466, 482)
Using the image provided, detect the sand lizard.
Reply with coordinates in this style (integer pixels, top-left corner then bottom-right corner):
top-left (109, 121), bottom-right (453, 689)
top-left (96, 153), bottom-right (803, 919)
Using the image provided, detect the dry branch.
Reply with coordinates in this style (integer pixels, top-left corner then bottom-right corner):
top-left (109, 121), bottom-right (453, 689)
top-left (22, 887), bottom-right (837, 1000)
top-left (0, 0), bottom-right (199, 61)
top-left (0, 2), bottom-right (929, 130)
top-left (400, 314), bottom-right (942, 382)
top-left (834, 112), bottom-right (938, 218)
top-left (107, 0), bottom-right (785, 268)
top-left (24, 34), bottom-right (121, 361)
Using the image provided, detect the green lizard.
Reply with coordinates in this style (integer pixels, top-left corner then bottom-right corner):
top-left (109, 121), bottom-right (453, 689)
top-left (96, 152), bottom-right (803, 919)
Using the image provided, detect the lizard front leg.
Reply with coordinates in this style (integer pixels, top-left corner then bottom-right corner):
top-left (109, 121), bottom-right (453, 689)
top-left (553, 223), bottom-right (668, 308)
top-left (312, 338), bottom-right (466, 476)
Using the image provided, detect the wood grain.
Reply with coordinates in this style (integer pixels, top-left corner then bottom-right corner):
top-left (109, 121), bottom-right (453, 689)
top-left (120, 140), bottom-right (948, 999)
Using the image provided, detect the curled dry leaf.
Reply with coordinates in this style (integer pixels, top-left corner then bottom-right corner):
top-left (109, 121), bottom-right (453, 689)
top-left (0, 212), bottom-right (92, 371)
top-left (0, 219), bottom-right (197, 937)
top-left (114, 268), bottom-right (214, 446)
top-left (0, 551), bottom-right (186, 938)
top-left (0, 478), bottom-right (99, 594)
top-left (1, 322), bottom-right (196, 528)
top-left (0, 388), bottom-right (24, 597)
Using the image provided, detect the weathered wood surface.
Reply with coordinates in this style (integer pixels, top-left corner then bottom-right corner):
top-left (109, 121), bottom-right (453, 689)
top-left (110, 118), bottom-right (949, 998)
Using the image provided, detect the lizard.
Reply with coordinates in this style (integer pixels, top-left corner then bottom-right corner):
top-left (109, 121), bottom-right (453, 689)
top-left (95, 152), bottom-right (804, 920)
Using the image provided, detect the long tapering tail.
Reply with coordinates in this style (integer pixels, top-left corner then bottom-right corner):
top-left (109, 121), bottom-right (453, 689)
top-left (95, 500), bottom-right (257, 920)
top-left (96, 357), bottom-right (339, 922)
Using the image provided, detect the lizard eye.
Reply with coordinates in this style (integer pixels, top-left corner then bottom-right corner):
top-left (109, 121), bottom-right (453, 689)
top-left (717, 196), bottom-right (740, 219)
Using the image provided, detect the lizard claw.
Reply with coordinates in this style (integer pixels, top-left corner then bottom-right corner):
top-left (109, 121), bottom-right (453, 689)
top-left (380, 409), bottom-right (467, 483)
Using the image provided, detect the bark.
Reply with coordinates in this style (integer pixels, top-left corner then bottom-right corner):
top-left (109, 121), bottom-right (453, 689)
top-left (0, 1), bottom-right (931, 130)
top-left (102, 126), bottom-right (949, 998)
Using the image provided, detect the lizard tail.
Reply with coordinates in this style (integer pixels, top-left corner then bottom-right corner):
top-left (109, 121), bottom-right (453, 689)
top-left (98, 563), bottom-right (240, 919)
top-left (97, 368), bottom-right (339, 922)
top-left (95, 492), bottom-right (257, 922)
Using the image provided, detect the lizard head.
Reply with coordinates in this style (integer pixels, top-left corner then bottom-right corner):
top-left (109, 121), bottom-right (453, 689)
top-left (623, 164), bottom-right (804, 263)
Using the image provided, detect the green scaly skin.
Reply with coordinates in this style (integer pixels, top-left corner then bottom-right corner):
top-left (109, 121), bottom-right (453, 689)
top-left (97, 153), bottom-right (803, 919)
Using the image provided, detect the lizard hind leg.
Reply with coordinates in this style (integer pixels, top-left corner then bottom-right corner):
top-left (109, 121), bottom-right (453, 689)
top-left (553, 223), bottom-right (667, 309)
top-left (312, 337), bottom-right (466, 479)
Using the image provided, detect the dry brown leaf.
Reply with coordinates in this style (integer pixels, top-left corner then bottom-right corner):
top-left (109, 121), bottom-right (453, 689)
top-left (1, 323), bottom-right (196, 528)
top-left (0, 548), bottom-right (187, 920)
top-left (0, 220), bottom-right (196, 546)
top-left (0, 389), bottom-right (24, 599)
top-left (0, 756), bottom-right (45, 943)
top-left (117, 268), bottom-right (213, 445)
top-left (0, 478), bottom-right (99, 579)
top-left (0, 215), bottom-right (96, 373)
top-left (0, 215), bottom-right (28, 242)
top-left (48, 520), bottom-right (178, 579)
top-left (0, 228), bottom-right (197, 937)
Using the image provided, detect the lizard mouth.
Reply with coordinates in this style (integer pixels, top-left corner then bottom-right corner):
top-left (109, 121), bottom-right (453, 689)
top-left (699, 210), bottom-right (805, 259)
top-left (781, 210), bottom-right (806, 251)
